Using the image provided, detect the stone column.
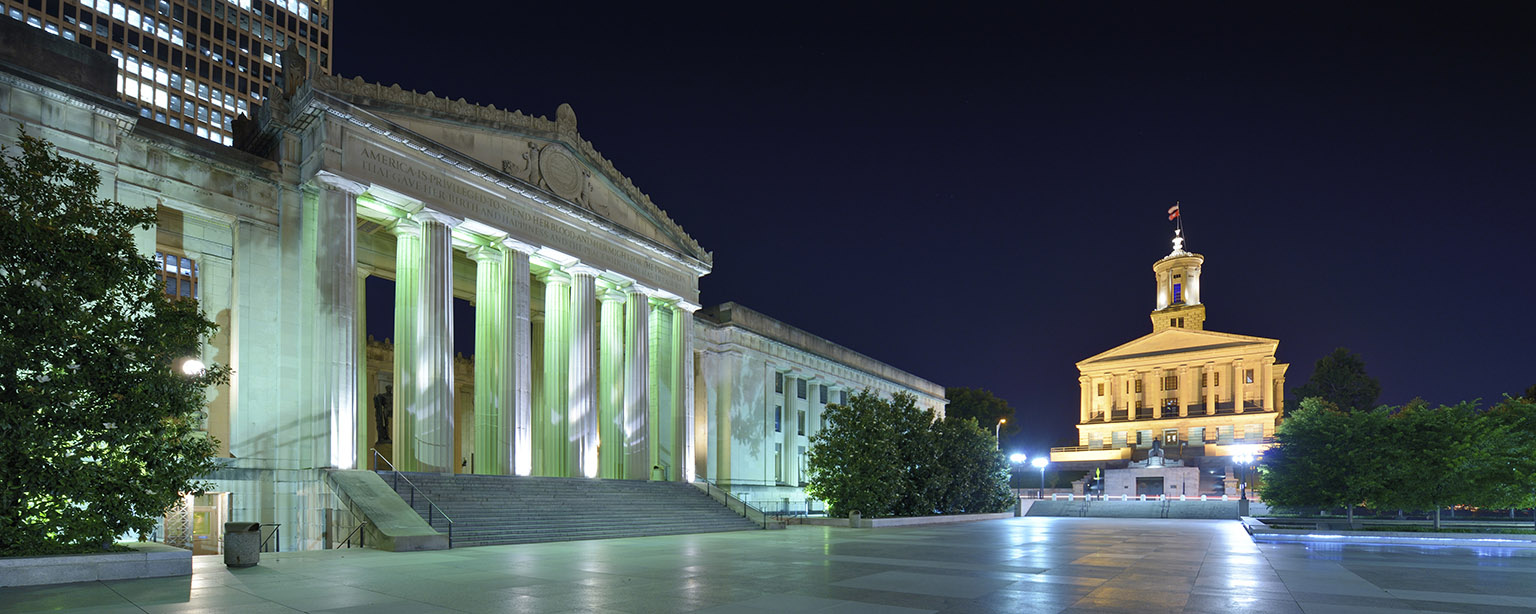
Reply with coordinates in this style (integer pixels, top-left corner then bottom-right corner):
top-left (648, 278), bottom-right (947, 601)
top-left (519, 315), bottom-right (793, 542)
top-left (1204, 362), bottom-right (1217, 416)
top-left (538, 267), bottom-right (571, 477)
top-left (1143, 371), bottom-right (1157, 419)
top-left (1276, 376), bottom-right (1286, 416)
top-left (1079, 376), bottom-right (1091, 423)
top-left (647, 297), bottom-right (675, 480)
top-left (355, 265), bottom-right (371, 471)
top-left (1177, 365), bottom-right (1190, 418)
top-left (1188, 267), bottom-right (1201, 304)
top-left (623, 287), bottom-right (651, 480)
top-left (598, 286), bottom-right (627, 479)
top-left (471, 246), bottom-right (509, 475)
top-left (567, 265), bottom-right (599, 478)
top-left (1153, 370), bottom-right (1164, 420)
top-left (414, 210), bottom-right (459, 474)
top-left (504, 240), bottom-right (535, 476)
top-left (389, 218), bottom-right (422, 471)
top-left (309, 173), bottom-right (362, 469)
top-left (1261, 357), bottom-right (1275, 412)
top-left (1233, 359), bottom-right (1245, 413)
top-left (675, 302), bottom-right (698, 482)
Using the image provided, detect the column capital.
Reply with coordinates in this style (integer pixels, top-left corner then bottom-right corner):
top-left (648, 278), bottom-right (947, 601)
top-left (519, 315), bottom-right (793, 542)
top-left (626, 282), bottom-right (658, 297)
top-left (469, 245), bottom-right (505, 263)
top-left (674, 300), bottom-right (701, 313)
top-left (311, 170), bottom-right (367, 194)
top-left (568, 263), bottom-right (603, 278)
top-left (413, 209), bottom-right (462, 228)
top-left (389, 217), bottom-right (421, 237)
top-left (356, 264), bottom-right (378, 278)
top-left (502, 236), bottom-right (539, 254)
top-left (1079, 375), bottom-right (1092, 384)
top-left (538, 267), bottom-right (571, 285)
top-left (1260, 356), bottom-right (1276, 366)
top-left (648, 295), bottom-right (679, 308)
top-left (598, 286), bottom-right (627, 303)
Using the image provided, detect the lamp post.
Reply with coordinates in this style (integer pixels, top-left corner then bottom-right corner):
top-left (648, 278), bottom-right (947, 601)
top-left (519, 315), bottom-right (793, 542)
top-left (1008, 453), bottom-right (1027, 511)
top-left (1234, 452), bottom-right (1255, 516)
top-left (1032, 457), bottom-right (1048, 499)
top-left (995, 418), bottom-right (1006, 449)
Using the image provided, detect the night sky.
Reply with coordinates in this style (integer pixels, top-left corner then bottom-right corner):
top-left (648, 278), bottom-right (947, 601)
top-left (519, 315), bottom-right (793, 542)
top-left (338, 4), bottom-right (1535, 457)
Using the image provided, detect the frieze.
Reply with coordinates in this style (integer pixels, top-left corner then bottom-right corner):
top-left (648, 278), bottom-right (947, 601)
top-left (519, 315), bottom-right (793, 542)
top-left (342, 134), bottom-right (697, 300)
top-left (313, 73), bottom-right (709, 264)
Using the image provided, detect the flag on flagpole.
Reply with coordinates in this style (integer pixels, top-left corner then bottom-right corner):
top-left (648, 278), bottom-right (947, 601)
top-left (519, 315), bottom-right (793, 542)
top-left (1168, 204), bottom-right (1180, 221)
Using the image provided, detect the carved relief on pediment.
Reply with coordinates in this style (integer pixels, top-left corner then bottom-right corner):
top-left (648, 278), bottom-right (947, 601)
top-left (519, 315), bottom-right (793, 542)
top-left (539, 145), bottom-right (584, 201)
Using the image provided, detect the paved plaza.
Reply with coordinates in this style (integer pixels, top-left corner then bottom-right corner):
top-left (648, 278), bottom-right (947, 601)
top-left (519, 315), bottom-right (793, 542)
top-left (4, 517), bottom-right (1535, 613)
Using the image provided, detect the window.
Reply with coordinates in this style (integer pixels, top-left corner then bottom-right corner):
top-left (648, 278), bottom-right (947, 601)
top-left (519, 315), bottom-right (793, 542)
top-left (774, 372), bottom-right (783, 394)
top-left (1163, 430), bottom-right (1179, 445)
top-left (1134, 380), bottom-right (1143, 394)
top-left (1201, 373), bottom-right (1207, 388)
top-left (1245, 369), bottom-right (1254, 384)
top-left (839, 391), bottom-right (847, 405)
top-left (774, 444), bottom-right (782, 482)
top-left (155, 252), bottom-right (197, 298)
top-left (1214, 372), bottom-right (1220, 387)
top-left (1162, 375), bottom-right (1178, 391)
top-left (819, 385), bottom-right (827, 404)
top-left (1097, 383), bottom-right (1104, 396)
top-left (796, 378), bottom-right (807, 399)
top-left (1187, 426), bottom-right (1205, 443)
top-left (797, 410), bottom-right (805, 436)
top-left (773, 406), bottom-right (781, 433)
top-left (1176, 317), bottom-right (1185, 328)
top-left (1172, 282), bottom-right (1182, 303)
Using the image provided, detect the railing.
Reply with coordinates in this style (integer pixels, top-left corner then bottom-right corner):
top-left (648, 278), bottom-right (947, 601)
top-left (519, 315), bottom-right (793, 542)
top-left (1048, 493), bottom-right (1260, 502)
top-left (258, 523), bottom-right (281, 553)
top-left (1052, 437), bottom-right (1277, 455)
top-left (338, 520), bottom-right (368, 549)
top-left (370, 448), bottom-right (455, 548)
top-left (693, 478), bottom-right (776, 528)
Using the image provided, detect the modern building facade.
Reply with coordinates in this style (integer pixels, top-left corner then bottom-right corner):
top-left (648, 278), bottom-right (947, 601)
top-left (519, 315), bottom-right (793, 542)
top-left (1, 19), bottom-right (942, 551)
top-left (3, 0), bottom-right (332, 146)
top-left (1051, 231), bottom-right (1287, 497)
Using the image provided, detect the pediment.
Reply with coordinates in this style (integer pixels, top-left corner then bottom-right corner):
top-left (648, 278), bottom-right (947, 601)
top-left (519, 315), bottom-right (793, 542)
top-left (1078, 328), bottom-right (1276, 367)
top-left (312, 74), bottom-right (709, 265)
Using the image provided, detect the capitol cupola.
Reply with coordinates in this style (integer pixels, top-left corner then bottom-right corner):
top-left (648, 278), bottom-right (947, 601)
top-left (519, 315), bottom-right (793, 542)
top-left (1151, 228), bottom-right (1205, 332)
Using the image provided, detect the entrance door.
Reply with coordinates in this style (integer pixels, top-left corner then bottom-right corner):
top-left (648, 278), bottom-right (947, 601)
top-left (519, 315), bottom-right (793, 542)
top-left (1135, 477), bottom-right (1164, 497)
top-left (190, 492), bottom-right (229, 555)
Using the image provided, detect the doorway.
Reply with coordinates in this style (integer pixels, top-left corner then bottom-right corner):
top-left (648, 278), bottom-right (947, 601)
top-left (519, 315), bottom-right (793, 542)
top-left (1135, 477), bottom-right (1164, 497)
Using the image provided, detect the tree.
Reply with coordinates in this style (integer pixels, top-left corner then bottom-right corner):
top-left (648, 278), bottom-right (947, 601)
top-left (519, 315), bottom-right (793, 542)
top-left (1477, 397), bottom-right (1536, 528)
top-left (1259, 398), bottom-right (1391, 522)
top-left (807, 390), bottom-right (1013, 518)
top-left (944, 387), bottom-right (1017, 437)
top-left (1376, 401), bottom-right (1485, 530)
top-left (806, 390), bottom-right (902, 518)
top-left (1289, 347), bottom-right (1381, 412)
top-left (0, 132), bottom-right (227, 555)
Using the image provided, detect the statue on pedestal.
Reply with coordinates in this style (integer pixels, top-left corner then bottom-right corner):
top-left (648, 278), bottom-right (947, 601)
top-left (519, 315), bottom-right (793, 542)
top-left (373, 385), bottom-right (393, 444)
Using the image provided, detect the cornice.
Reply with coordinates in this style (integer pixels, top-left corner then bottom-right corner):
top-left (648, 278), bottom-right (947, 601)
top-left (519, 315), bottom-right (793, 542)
top-left (309, 73), bottom-right (712, 268)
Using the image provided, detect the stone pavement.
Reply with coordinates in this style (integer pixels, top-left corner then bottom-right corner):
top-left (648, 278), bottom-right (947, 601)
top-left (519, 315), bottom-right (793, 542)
top-left (3, 517), bottom-right (1535, 613)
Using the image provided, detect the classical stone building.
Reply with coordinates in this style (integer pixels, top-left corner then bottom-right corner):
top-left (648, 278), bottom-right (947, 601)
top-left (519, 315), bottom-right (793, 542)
top-left (1, 20), bottom-right (943, 551)
top-left (695, 303), bottom-right (946, 512)
top-left (1050, 231), bottom-right (1288, 497)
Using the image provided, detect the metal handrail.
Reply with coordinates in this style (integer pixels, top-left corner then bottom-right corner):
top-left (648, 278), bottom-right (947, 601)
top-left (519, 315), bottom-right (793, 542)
top-left (693, 477), bottom-right (775, 528)
top-left (338, 520), bottom-right (368, 549)
top-left (258, 523), bottom-right (281, 553)
top-left (370, 448), bottom-right (455, 548)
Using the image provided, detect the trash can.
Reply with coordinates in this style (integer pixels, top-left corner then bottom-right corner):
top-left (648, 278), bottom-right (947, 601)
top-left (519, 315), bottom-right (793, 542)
top-left (224, 522), bottom-right (262, 568)
top-left (848, 511), bottom-right (862, 528)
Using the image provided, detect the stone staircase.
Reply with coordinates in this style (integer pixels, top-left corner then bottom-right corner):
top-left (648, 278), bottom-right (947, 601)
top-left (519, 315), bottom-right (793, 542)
top-left (376, 472), bottom-right (761, 547)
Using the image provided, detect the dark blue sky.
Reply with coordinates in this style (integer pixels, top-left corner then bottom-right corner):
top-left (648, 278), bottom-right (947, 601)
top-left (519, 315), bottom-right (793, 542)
top-left (341, 4), bottom-right (1536, 456)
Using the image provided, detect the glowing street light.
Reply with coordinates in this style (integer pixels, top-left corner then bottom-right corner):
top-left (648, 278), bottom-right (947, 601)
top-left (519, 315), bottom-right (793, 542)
top-left (179, 357), bottom-right (206, 376)
top-left (994, 418), bottom-right (1006, 449)
top-left (1032, 456), bottom-right (1048, 499)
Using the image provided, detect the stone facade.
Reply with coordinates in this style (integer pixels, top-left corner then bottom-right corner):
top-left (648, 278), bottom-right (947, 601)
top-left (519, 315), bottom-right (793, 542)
top-left (0, 21), bottom-right (945, 550)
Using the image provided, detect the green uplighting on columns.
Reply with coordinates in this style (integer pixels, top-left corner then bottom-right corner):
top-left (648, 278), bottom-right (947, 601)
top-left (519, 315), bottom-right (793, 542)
top-left (414, 210), bottom-right (459, 474)
top-left (597, 286), bottom-right (627, 479)
top-left (538, 266), bottom-right (572, 477)
top-left (623, 288), bottom-right (651, 481)
top-left (568, 265), bottom-right (599, 479)
top-left (471, 245), bottom-right (509, 475)
top-left (505, 240), bottom-right (535, 476)
top-left (389, 218), bottom-right (422, 472)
